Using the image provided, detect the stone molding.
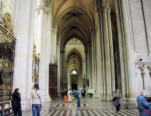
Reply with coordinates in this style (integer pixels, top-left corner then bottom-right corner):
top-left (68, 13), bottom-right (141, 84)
top-left (36, 5), bottom-right (50, 14)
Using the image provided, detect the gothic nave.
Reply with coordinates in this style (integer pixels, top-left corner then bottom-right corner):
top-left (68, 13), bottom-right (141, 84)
top-left (0, 0), bottom-right (151, 115)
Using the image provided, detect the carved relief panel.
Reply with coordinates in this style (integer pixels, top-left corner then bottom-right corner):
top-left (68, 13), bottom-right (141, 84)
top-left (32, 44), bottom-right (40, 84)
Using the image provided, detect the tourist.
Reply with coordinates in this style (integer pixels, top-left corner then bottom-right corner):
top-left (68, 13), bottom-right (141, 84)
top-left (113, 89), bottom-right (122, 113)
top-left (12, 88), bottom-right (22, 116)
top-left (82, 88), bottom-right (86, 97)
top-left (30, 84), bottom-right (42, 116)
top-left (76, 88), bottom-right (82, 108)
top-left (68, 89), bottom-right (72, 102)
top-left (64, 89), bottom-right (68, 103)
top-left (137, 90), bottom-right (151, 116)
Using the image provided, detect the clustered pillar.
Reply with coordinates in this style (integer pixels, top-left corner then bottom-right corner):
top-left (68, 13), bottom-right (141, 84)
top-left (101, 3), bottom-right (115, 100)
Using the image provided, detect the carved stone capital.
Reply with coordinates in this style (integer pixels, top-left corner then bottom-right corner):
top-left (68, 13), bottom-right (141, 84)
top-left (146, 66), bottom-right (151, 72)
top-left (101, 4), bottom-right (111, 16)
top-left (102, 0), bottom-right (112, 7)
top-left (50, 28), bottom-right (57, 33)
top-left (36, 5), bottom-right (50, 14)
top-left (136, 65), bottom-right (145, 74)
top-left (146, 66), bottom-right (151, 77)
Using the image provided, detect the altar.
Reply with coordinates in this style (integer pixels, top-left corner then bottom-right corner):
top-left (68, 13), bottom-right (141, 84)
top-left (0, 12), bottom-right (16, 101)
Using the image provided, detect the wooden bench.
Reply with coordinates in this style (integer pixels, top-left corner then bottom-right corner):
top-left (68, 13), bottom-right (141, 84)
top-left (0, 101), bottom-right (13, 116)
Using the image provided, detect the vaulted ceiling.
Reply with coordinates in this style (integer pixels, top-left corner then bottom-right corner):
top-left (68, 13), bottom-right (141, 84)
top-left (44, 0), bottom-right (115, 46)
top-left (68, 52), bottom-right (81, 74)
top-left (43, 0), bottom-right (115, 74)
top-left (51, 0), bottom-right (97, 46)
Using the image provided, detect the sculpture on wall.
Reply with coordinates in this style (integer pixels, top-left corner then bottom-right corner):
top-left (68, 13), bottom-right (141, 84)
top-left (32, 44), bottom-right (40, 84)
top-left (0, 12), bottom-right (16, 101)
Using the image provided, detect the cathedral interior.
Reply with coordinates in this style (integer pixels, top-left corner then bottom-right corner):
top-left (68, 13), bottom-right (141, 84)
top-left (0, 0), bottom-right (151, 115)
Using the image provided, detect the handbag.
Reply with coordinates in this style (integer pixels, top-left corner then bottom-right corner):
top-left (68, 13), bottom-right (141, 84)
top-left (112, 97), bottom-right (117, 102)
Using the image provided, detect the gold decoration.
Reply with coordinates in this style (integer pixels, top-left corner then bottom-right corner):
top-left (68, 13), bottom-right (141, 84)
top-left (2, 12), bottom-right (14, 31)
top-left (33, 44), bottom-right (36, 55)
top-left (2, 60), bottom-right (8, 68)
top-left (32, 44), bottom-right (40, 83)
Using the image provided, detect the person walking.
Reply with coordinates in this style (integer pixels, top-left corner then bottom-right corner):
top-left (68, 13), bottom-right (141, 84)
top-left (76, 88), bottom-right (82, 108)
top-left (31, 84), bottom-right (42, 116)
top-left (12, 88), bottom-right (22, 116)
top-left (113, 89), bottom-right (122, 113)
top-left (137, 90), bottom-right (151, 116)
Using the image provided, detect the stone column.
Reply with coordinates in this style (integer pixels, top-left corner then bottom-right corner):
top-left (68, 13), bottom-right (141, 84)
top-left (114, 0), bottom-right (129, 100)
top-left (107, 7), bottom-right (115, 92)
top-left (57, 43), bottom-right (61, 93)
top-left (35, 5), bottom-right (45, 53)
top-left (144, 65), bottom-right (151, 91)
top-left (138, 65), bottom-right (145, 89)
top-left (99, 6), bottom-right (106, 99)
top-left (91, 33), bottom-right (98, 96)
top-left (85, 48), bottom-right (89, 90)
top-left (13, 0), bottom-right (34, 110)
top-left (50, 28), bottom-right (57, 64)
top-left (86, 42), bottom-right (92, 88)
top-left (91, 35), bottom-right (95, 91)
top-left (135, 65), bottom-right (144, 95)
top-left (102, 3), bottom-right (115, 100)
top-left (38, 5), bottom-right (51, 101)
top-left (96, 21), bottom-right (103, 97)
top-left (67, 67), bottom-right (71, 89)
top-left (60, 50), bottom-right (64, 90)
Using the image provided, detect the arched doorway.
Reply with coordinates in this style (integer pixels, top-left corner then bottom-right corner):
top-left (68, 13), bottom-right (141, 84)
top-left (62, 38), bottom-right (86, 90)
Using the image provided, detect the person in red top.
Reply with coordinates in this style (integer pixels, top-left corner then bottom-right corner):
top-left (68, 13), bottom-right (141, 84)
top-left (63, 89), bottom-right (68, 103)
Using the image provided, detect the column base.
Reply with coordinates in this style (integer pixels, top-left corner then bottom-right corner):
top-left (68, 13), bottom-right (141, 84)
top-left (21, 98), bottom-right (31, 111)
top-left (106, 94), bottom-right (112, 101)
top-left (42, 94), bottom-right (51, 102)
top-left (21, 95), bottom-right (51, 111)
top-left (121, 97), bottom-right (137, 109)
top-left (94, 93), bottom-right (112, 101)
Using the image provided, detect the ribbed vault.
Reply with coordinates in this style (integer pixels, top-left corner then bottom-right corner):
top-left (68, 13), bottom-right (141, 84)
top-left (51, 0), bottom-right (97, 46)
top-left (68, 52), bottom-right (81, 74)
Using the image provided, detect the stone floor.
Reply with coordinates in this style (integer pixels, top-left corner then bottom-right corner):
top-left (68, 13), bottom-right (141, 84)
top-left (23, 99), bottom-right (139, 116)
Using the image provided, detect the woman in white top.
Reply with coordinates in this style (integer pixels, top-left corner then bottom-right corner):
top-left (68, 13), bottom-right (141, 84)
top-left (31, 84), bottom-right (42, 116)
top-left (68, 89), bottom-right (72, 102)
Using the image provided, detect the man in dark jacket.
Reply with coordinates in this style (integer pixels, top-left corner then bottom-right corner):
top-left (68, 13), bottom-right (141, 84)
top-left (137, 90), bottom-right (151, 116)
top-left (12, 88), bottom-right (22, 116)
top-left (113, 89), bottom-right (122, 113)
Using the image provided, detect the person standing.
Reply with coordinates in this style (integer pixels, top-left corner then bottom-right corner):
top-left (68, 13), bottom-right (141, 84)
top-left (113, 89), bottom-right (122, 113)
top-left (137, 91), bottom-right (151, 116)
top-left (64, 89), bottom-right (68, 103)
top-left (31, 84), bottom-right (42, 116)
top-left (81, 89), bottom-right (85, 97)
top-left (76, 88), bottom-right (82, 108)
top-left (12, 88), bottom-right (22, 116)
top-left (68, 89), bottom-right (72, 102)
